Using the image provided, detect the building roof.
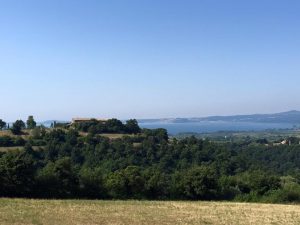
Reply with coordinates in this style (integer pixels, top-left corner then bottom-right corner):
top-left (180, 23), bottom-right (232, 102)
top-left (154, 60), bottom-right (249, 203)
top-left (72, 118), bottom-right (108, 123)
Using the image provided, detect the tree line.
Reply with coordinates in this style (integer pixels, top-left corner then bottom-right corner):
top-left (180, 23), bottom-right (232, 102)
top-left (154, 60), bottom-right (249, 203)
top-left (0, 116), bottom-right (37, 135)
top-left (0, 117), bottom-right (300, 202)
top-left (73, 118), bottom-right (141, 134)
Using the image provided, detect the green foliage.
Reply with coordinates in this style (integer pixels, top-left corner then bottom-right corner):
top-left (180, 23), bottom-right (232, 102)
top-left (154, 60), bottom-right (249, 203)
top-left (125, 119), bottom-right (141, 134)
top-left (74, 118), bottom-right (141, 134)
top-left (181, 165), bottom-right (219, 200)
top-left (142, 128), bottom-right (169, 143)
top-left (143, 168), bottom-right (170, 199)
top-left (0, 150), bottom-right (35, 197)
top-left (1, 117), bottom-right (300, 202)
top-left (0, 119), bottom-right (7, 130)
top-left (267, 184), bottom-right (300, 203)
top-left (36, 157), bottom-right (78, 198)
top-left (233, 170), bottom-right (281, 196)
top-left (106, 166), bottom-right (145, 199)
top-left (0, 136), bottom-right (26, 147)
top-left (26, 116), bottom-right (37, 129)
top-left (79, 167), bottom-right (106, 198)
top-left (31, 126), bottom-right (46, 139)
top-left (11, 120), bottom-right (26, 135)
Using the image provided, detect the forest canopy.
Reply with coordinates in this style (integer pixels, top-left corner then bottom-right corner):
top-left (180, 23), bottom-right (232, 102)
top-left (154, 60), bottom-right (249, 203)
top-left (0, 117), bottom-right (300, 203)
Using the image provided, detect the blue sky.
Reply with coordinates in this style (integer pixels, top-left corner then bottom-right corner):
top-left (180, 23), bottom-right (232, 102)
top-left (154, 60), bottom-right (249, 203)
top-left (1, 0), bottom-right (300, 121)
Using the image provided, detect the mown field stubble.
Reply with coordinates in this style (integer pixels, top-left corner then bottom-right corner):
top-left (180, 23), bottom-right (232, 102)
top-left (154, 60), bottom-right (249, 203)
top-left (0, 198), bottom-right (300, 225)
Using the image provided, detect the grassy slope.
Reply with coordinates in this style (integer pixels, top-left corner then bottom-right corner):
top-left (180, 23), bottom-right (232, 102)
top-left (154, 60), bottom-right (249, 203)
top-left (0, 129), bottom-right (134, 139)
top-left (0, 129), bottom-right (135, 153)
top-left (0, 130), bottom-right (31, 138)
top-left (0, 199), bottom-right (300, 225)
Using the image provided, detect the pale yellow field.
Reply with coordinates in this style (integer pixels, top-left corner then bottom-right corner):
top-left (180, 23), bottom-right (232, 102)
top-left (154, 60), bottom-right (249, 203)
top-left (78, 132), bottom-right (135, 139)
top-left (0, 199), bottom-right (300, 225)
top-left (0, 130), bottom-right (30, 138)
top-left (0, 147), bottom-right (22, 152)
top-left (0, 146), bottom-right (42, 152)
top-left (99, 133), bottom-right (134, 139)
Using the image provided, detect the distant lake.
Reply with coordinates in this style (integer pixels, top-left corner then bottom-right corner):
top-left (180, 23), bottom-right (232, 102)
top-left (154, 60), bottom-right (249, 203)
top-left (139, 121), bottom-right (296, 134)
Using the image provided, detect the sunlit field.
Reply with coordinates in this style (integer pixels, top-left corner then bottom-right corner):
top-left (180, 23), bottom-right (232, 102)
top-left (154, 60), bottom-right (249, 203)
top-left (0, 198), bottom-right (300, 225)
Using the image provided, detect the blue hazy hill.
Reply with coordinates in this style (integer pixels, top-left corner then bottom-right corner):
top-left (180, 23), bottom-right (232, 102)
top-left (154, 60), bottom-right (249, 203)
top-left (138, 111), bottom-right (300, 124)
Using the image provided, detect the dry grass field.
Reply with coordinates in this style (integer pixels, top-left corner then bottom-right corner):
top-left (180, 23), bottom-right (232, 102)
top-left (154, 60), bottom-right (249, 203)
top-left (78, 132), bottom-right (135, 139)
top-left (0, 147), bottom-right (22, 152)
top-left (99, 133), bottom-right (134, 139)
top-left (0, 146), bottom-right (42, 152)
top-left (0, 199), bottom-right (300, 225)
top-left (0, 130), bottom-right (30, 138)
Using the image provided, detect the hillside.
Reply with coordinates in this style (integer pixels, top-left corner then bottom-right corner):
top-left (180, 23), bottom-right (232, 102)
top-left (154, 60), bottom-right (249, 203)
top-left (1, 118), bottom-right (300, 203)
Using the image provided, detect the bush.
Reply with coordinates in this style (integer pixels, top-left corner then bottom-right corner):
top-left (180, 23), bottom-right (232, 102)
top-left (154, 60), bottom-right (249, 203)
top-left (263, 181), bottom-right (300, 203)
top-left (0, 136), bottom-right (26, 147)
top-left (181, 165), bottom-right (219, 200)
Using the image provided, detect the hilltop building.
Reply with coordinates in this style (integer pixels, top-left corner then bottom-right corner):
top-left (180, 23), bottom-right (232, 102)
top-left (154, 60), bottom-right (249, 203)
top-left (72, 118), bottom-right (107, 124)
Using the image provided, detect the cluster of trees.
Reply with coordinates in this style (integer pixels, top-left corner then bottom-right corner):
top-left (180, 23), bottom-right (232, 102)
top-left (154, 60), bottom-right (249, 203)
top-left (1, 120), bottom-right (300, 203)
top-left (74, 119), bottom-right (141, 134)
top-left (0, 119), bottom-right (6, 130)
top-left (0, 136), bottom-right (26, 147)
top-left (0, 116), bottom-right (37, 135)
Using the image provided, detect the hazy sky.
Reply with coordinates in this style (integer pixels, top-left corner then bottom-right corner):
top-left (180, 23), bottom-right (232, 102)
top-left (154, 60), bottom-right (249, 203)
top-left (1, 0), bottom-right (300, 121)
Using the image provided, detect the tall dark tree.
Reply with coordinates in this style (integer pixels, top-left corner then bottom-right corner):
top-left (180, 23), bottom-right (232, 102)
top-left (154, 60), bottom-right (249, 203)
top-left (105, 119), bottom-right (125, 133)
top-left (36, 157), bottom-right (78, 198)
top-left (0, 150), bottom-right (35, 197)
top-left (106, 166), bottom-right (145, 199)
top-left (26, 116), bottom-right (37, 129)
top-left (181, 165), bottom-right (219, 200)
top-left (11, 120), bottom-right (26, 135)
top-left (79, 167), bottom-right (106, 198)
top-left (125, 119), bottom-right (141, 134)
top-left (0, 119), bottom-right (6, 130)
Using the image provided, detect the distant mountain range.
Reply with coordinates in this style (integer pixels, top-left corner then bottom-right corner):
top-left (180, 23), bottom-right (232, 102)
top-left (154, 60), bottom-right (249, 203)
top-left (38, 120), bottom-right (70, 127)
top-left (138, 110), bottom-right (300, 124)
top-left (38, 111), bottom-right (300, 127)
